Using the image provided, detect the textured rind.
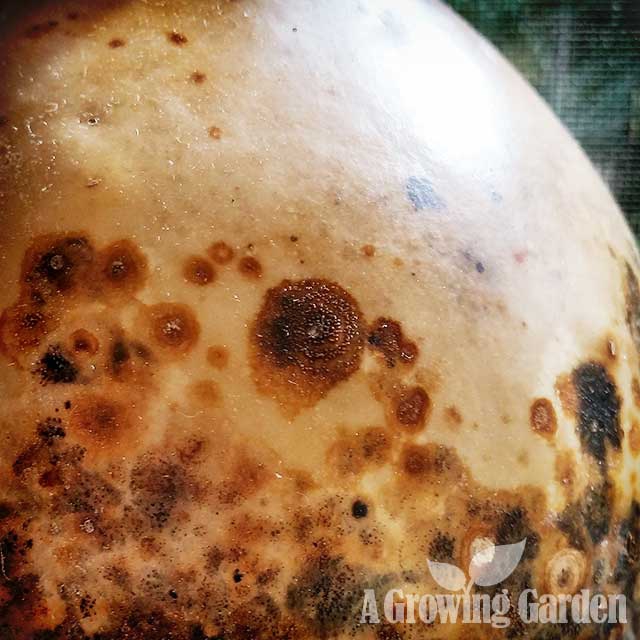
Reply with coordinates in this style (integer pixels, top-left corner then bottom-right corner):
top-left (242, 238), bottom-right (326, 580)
top-left (0, 1), bottom-right (638, 639)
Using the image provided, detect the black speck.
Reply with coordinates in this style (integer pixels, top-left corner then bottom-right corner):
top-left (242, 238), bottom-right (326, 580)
top-left (406, 176), bottom-right (443, 211)
top-left (351, 500), bottom-right (368, 519)
top-left (37, 346), bottom-right (78, 384)
top-left (233, 568), bottom-right (244, 583)
top-left (168, 588), bottom-right (178, 599)
top-left (475, 261), bottom-right (485, 274)
top-left (111, 339), bottom-right (130, 372)
top-left (64, 400), bottom-right (72, 410)
top-left (37, 418), bottom-right (66, 443)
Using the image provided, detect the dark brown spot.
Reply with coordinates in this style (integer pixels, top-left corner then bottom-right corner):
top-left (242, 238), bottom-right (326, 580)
top-left (110, 339), bottom-right (130, 374)
top-left (400, 443), bottom-right (457, 478)
top-left (0, 304), bottom-right (54, 359)
top-left (351, 500), bottom-right (368, 519)
top-left (444, 405), bottom-right (463, 426)
top-left (98, 239), bottom-right (148, 296)
top-left (37, 417), bottom-right (66, 443)
top-left (208, 126), bottom-right (222, 140)
top-left (395, 386), bottom-right (430, 430)
top-left (573, 362), bottom-right (621, 463)
top-left (361, 244), bottom-right (375, 257)
top-left (530, 398), bottom-right (557, 438)
top-left (70, 395), bottom-right (129, 442)
top-left (429, 532), bottom-right (455, 562)
top-left (24, 20), bottom-right (59, 39)
top-left (207, 345), bottom-right (229, 369)
top-left (252, 279), bottom-right (365, 407)
top-left (37, 345), bottom-right (78, 384)
top-left (148, 303), bottom-right (200, 354)
top-left (108, 38), bottom-right (126, 48)
top-left (367, 318), bottom-right (418, 367)
top-left (191, 71), bottom-right (206, 84)
top-left (183, 256), bottom-right (215, 285)
top-left (239, 256), bottom-right (262, 279)
top-left (167, 31), bottom-right (188, 45)
top-left (208, 241), bottom-right (234, 265)
top-left (71, 329), bottom-right (99, 355)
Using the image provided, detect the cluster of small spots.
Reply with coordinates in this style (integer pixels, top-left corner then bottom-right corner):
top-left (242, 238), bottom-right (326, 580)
top-left (367, 317), bottom-right (418, 367)
top-left (183, 256), bottom-right (216, 286)
top-left (529, 398), bottom-right (557, 438)
top-left (37, 345), bottom-right (78, 385)
top-left (428, 532), bottom-right (455, 563)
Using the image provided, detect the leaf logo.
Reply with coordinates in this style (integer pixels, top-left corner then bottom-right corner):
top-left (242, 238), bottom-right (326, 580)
top-left (427, 538), bottom-right (526, 593)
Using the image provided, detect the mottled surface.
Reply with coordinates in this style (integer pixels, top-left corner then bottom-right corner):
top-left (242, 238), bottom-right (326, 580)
top-left (0, 1), bottom-right (638, 639)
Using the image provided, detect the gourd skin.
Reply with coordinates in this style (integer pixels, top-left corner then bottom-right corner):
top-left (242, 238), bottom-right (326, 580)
top-left (0, 1), bottom-right (638, 638)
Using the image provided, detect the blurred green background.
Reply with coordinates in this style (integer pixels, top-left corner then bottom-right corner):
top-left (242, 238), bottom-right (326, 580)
top-left (447, 0), bottom-right (640, 234)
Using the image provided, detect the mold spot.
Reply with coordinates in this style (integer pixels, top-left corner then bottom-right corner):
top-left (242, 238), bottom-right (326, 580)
top-left (191, 71), bottom-right (206, 84)
top-left (495, 507), bottom-right (539, 560)
top-left (208, 241), bottom-right (234, 265)
top-left (0, 304), bottom-right (53, 358)
top-left (251, 279), bottom-right (365, 407)
top-left (108, 38), bottom-right (126, 48)
top-left (189, 380), bottom-right (220, 407)
top-left (183, 256), bottom-right (215, 286)
top-left (555, 373), bottom-right (578, 418)
top-left (429, 532), bottom-right (455, 563)
top-left (98, 239), bottom-right (148, 296)
top-left (167, 31), bottom-right (188, 45)
top-left (37, 345), bottom-right (78, 384)
top-left (400, 443), bottom-right (457, 479)
top-left (328, 427), bottom-right (390, 476)
top-left (624, 262), bottom-right (640, 357)
top-left (24, 20), bottom-right (59, 39)
top-left (351, 500), bottom-right (368, 519)
top-left (572, 362), bottom-right (621, 462)
top-left (148, 303), bottom-right (200, 354)
top-left (444, 405), bottom-right (463, 427)
top-left (71, 328), bottom-right (99, 355)
top-left (395, 386), bottom-right (430, 430)
top-left (23, 234), bottom-right (95, 300)
top-left (110, 338), bottom-right (130, 375)
top-left (530, 398), bottom-right (557, 438)
top-left (208, 126), bottom-right (222, 140)
top-left (361, 245), bottom-right (375, 258)
top-left (406, 175), bottom-right (443, 211)
top-left (130, 456), bottom-right (185, 529)
top-left (239, 256), bottom-right (263, 279)
top-left (583, 481), bottom-right (613, 544)
top-left (207, 345), bottom-right (229, 369)
top-left (632, 377), bottom-right (640, 409)
top-left (286, 554), bottom-right (365, 636)
top-left (367, 318), bottom-right (418, 367)
top-left (630, 421), bottom-right (640, 455)
top-left (70, 395), bottom-right (129, 443)
top-left (37, 417), bottom-right (66, 443)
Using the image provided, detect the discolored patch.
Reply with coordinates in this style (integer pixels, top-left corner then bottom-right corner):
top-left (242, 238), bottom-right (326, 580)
top-left (183, 256), bottom-right (215, 286)
top-left (630, 421), bottom-right (640, 455)
top-left (405, 175), bottom-right (443, 210)
top-left (361, 244), bottom-right (375, 258)
top-left (24, 20), bottom-right (59, 39)
top-left (624, 262), bottom-right (640, 358)
top-left (167, 31), bottom-right (188, 45)
top-left (632, 377), bottom-right (640, 409)
top-left (395, 385), bottom-right (430, 431)
top-left (208, 126), bottom-right (222, 140)
top-left (97, 239), bottom-right (148, 296)
top-left (69, 395), bottom-right (130, 443)
top-left (36, 345), bottom-right (78, 384)
top-left (207, 345), bottom-right (229, 369)
top-left (208, 241), bottom-right (234, 265)
top-left (108, 38), bottom-right (126, 48)
top-left (444, 405), bottom-right (463, 427)
top-left (400, 442), bottom-right (460, 480)
top-left (251, 279), bottom-right (365, 409)
top-left (70, 328), bottom-right (99, 355)
top-left (238, 256), bottom-right (263, 279)
top-left (367, 318), bottom-right (418, 367)
top-left (191, 71), bottom-right (206, 84)
top-left (555, 373), bottom-right (578, 418)
top-left (428, 532), bottom-right (455, 563)
top-left (328, 427), bottom-right (390, 476)
top-left (0, 304), bottom-right (55, 359)
top-left (572, 362), bottom-right (621, 463)
top-left (147, 303), bottom-right (200, 354)
top-left (529, 398), bottom-right (557, 438)
top-left (189, 379), bottom-right (221, 407)
top-left (22, 234), bottom-right (95, 301)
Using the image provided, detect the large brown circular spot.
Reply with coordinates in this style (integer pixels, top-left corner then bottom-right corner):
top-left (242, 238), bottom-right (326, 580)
top-left (530, 398), bottom-right (557, 438)
top-left (395, 386), bottom-right (430, 430)
top-left (98, 239), bottom-right (148, 296)
top-left (148, 303), bottom-right (200, 354)
top-left (183, 256), bottom-right (215, 286)
top-left (252, 279), bottom-right (365, 410)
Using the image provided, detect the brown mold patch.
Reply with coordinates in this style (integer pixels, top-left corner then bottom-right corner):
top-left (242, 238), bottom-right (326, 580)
top-left (208, 241), bottom-right (234, 265)
top-left (208, 126), bottom-right (222, 140)
top-left (36, 345), bottom-right (78, 384)
top-left (207, 345), bottom-right (229, 369)
top-left (630, 421), bottom-right (640, 456)
top-left (444, 405), bottom-right (463, 427)
top-left (555, 450), bottom-right (577, 501)
top-left (238, 256), bottom-right (263, 279)
top-left (108, 38), bottom-right (126, 48)
top-left (70, 328), bottom-right (99, 355)
top-left (394, 385), bottom-right (430, 431)
top-left (367, 318), bottom-right (418, 368)
top-left (183, 256), bottom-right (215, 286)
top-left (167, 31), bottom-right (188, 45)
top-left (529, 398), bottom-right (557, 438)
top-left (22, 234), bottom-right (95, 302)
top-left (147, 303), bottom-right (200, 355)
top-left (189, 380), bottom-right (221, 407)
top-left (217, 455), bottom-right (269, 506)
top-left (361, 244), bottom-right (375, 258)
top-left (555, 373), bottom-right (578, 418)
top-left (97, 239), bottom-right (148, 297)
top-left (251, 279), bottom-right (365, 410)
top-left (191, 71), bottom-right (206, 84)
top-left (327, 427), bottom-right (390, 476)
top-left (632, 377), bottom-right (640, 409)
top-left (69, 394), bottom-right (131, 444)
top-left (400, 442), bottom-right (461, 481)
top-left (0, 303), bottom-right (56, 360)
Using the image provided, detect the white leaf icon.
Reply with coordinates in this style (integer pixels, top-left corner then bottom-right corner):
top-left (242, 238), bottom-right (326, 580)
top-left (426, 561), bottom-right (467, 592)
top-left (469, 538), bottom-right (527, 587)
